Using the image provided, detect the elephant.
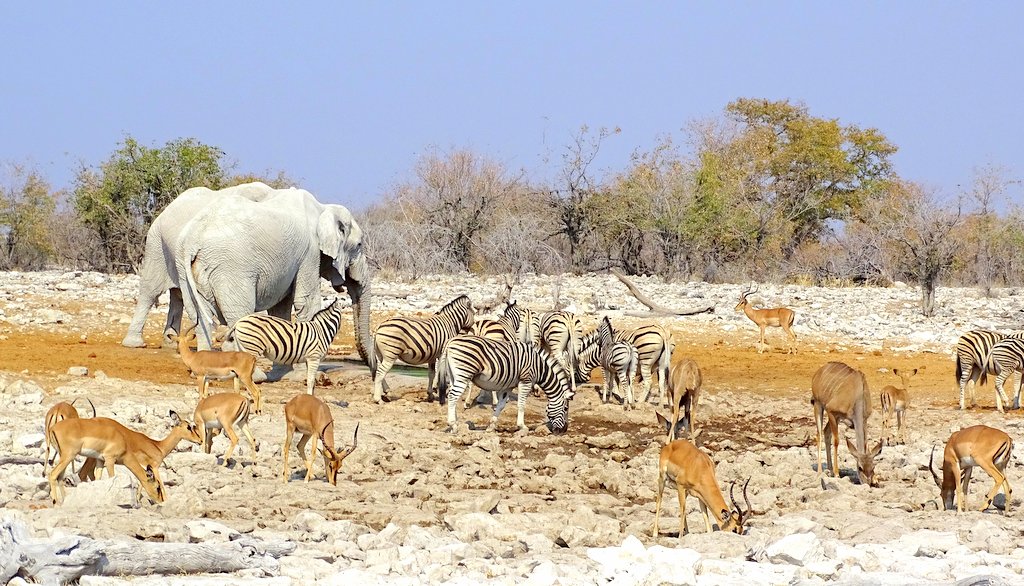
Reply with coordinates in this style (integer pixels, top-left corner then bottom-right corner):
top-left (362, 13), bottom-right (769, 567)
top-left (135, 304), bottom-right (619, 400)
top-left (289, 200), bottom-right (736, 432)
top-left (121, 182), bottom-right (278, 349)
top-left (174, 187), bottom-right (375, 373)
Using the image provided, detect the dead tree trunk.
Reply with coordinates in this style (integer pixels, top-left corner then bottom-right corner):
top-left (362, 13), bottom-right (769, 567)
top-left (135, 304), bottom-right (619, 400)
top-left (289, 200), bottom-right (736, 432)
top-left (610, 270), bottom-right (714, 317)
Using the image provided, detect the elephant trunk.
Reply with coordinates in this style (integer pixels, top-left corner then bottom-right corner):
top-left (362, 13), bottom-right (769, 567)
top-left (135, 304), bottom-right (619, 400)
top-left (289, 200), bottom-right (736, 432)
top-left (346, 274), bottom-right (376, 375)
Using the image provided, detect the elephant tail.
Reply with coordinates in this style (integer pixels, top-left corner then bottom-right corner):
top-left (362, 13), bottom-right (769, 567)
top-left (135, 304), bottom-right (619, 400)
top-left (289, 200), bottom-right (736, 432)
top-left (181, 250), bottom-right (216, 349)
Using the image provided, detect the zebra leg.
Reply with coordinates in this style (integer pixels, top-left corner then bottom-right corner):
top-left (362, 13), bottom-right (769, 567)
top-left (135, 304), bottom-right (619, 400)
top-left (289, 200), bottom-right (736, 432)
top-left (623, 374), bottom-right (635, 411)
top-left (488, 391), bottom-right (511, 431)
top-left (958, 363), bottom-right (971, 410)
top-left (995, 371), bottom-right (1009, 413)
top-left (373, 357), bottom-right (397, 403)
top-left (516, 381), bottom-right (531, 434)
top-left (602, 369), bottom-right (612, 404)
top-left (426, 362), bottom-right (437, 403)
top-left (446, 379), bottom-right (468, 433)
top-left (1014, 371), bottom-right (1024, 410)
top-left (639, 368), bottom-right (653, 404)
top-left (305, 356), bottom-right (322, 395)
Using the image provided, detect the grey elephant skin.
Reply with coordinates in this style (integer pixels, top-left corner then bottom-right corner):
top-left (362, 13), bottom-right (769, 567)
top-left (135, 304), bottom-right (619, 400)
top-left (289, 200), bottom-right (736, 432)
top-left (122, 182), bottom-right (277, 349)
top-left (122, 184), bottom-right (375, 372)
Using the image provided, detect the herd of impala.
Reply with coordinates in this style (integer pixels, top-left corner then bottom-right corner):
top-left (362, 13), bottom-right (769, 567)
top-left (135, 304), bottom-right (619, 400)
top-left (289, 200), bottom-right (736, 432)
top-left (39, 282), bottom-right (1017, 542)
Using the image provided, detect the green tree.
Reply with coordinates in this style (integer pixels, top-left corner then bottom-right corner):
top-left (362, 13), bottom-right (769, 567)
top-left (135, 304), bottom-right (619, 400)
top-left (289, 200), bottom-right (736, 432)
top-left (695, 99), bottom-right (898, 267)
top-left (72, 136), bottom-right (228, 272)
top-left (0, 163), bottom-right (57, 270)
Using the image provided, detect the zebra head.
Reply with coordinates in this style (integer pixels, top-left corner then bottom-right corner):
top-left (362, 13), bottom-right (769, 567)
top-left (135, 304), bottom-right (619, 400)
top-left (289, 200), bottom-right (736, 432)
top-left (542, 354), bottom-right (572, 435)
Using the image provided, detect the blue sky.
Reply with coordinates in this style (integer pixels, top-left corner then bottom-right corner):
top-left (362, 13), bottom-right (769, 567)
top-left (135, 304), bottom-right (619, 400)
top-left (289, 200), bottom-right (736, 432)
top-left (2, 2), bottom-right (1022, 210)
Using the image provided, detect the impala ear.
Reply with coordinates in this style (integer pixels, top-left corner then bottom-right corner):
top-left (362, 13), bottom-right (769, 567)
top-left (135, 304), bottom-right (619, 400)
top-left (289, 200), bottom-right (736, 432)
top-left (655, 411), bottom-right (671, 433)
top-left (871, 440), bottom-right (883, 458)
top-left (845, 437), bottom-right (860, 456)
top-left (169, 410), bottom-right (181, 425)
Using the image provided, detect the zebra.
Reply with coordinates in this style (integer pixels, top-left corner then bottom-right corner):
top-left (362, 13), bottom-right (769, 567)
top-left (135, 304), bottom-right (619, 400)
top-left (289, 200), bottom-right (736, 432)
top-left (596, 317), bottom-right (639, 408)
top-left (372, 294), bottom-right (475, 403)
top-left (228, 297), bottom-right (344, 396)
top-left (465, 300), bottom-right (535, 408)
top-left (984, 337), bottom-right (1024, 412)
top-left (614, 324), bottom-right (674, 406)
top-left (955, 329), bottom-right (1024, 410)
top-left (437, 334), bottom-right (572, 435)
top-left (469, 300), bottom-right (533, 344)
top-left (538, 311), bottom-right (582, 392)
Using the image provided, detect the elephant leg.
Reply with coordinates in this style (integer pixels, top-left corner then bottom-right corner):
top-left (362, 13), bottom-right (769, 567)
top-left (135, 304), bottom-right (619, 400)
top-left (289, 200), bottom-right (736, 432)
top-left (161, 288), bottom-right (184, 349)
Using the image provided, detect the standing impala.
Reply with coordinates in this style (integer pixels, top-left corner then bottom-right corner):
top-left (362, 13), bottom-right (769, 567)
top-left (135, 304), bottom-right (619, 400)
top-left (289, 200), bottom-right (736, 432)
top-left (929, 425), bottom-right (1013, 513)
top-left (880, 368), bottom-right (916, 445)
top-left (194, 392), bottom-right (259, 467)
top-left (43, 398), bottom-right (95, 477)
top-left (656, 357), bottom-right (702, 441)
top-left (173, 324), bottom-right (262, 413)
top-left (735, 284), bottom-right (797, 354)
top-left (47, 410), bottom-right (202, 505)
top-left (282, 394), bottom-right (359, 485)
top-left (811, 362), bottom-right (882, 486)
top-left (653, 436), bottom-right (751, 538)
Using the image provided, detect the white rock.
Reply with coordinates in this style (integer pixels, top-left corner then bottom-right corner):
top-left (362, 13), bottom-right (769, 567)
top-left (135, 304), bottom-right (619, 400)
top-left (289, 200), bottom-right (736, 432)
top-left (648, 545), bottom-right (701, 584)
top-left (16, 433), bottom-right (44, 450)
top-left (67, 366), bottom-right (89, 377)
top-left (62, 474), bottom-right (136, 508)
top-left (763, 532), bottom-right (824, 566)
top-left (185, 519), bottom-right (239, 543)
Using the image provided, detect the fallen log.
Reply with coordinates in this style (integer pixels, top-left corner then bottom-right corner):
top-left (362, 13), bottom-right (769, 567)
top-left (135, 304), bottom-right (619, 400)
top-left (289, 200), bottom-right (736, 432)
top-left (0, 517), bottom-right (293, 583)
top-left (0, 456), bottom-right (44, 467)
top-left (611, 269), bottom-right (715, 316)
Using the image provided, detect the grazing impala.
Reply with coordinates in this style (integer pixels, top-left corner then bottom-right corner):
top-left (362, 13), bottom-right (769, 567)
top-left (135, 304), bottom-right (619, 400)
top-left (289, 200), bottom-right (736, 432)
top-left (282, 394), bottom-right (359, 485)
top-left (653, 437), bottom-right (751, 538)
top-left (735, 284), bottom-right (797, 354)
top-left (811, 362), bottom-right (882, 486)
top-left (880, 368), bottom-right (916, 446)
top-left (43, 398), bottom-right (95, 477)
top-left (173, 324), bottom-right (263, 413)
top-left (47, 410), bottom-right (202, 505)
top-left (930, 425), bottom-right (1013, 513)
top-left (659, 357), bottom-right (702, 441)
top-left (194, 393), bottom-right (259, 467)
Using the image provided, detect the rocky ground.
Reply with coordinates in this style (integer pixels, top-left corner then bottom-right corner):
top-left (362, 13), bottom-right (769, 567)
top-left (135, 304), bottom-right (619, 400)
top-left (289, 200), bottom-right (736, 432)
top-left (1, 270), bottom-right (1024, 585)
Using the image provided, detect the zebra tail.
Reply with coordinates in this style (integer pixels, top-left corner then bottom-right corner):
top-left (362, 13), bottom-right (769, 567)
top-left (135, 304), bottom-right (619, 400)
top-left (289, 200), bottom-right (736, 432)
top-left (954, 358), bottom-right (963, 387)
top-left (436, 349), bottom-right (450, 405)
top-left (981, 350), bottom-right (997, 386)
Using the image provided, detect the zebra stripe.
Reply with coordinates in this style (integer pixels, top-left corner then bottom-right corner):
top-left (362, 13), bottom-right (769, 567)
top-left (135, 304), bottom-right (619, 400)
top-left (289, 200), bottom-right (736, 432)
top-left (231, 298), bottom-right (344, 395)
top-left (597, 317), bottom-right (638, 408)
top-left (372, 295), bottom-right (475, 403)
top-left (438, 335), bottom-right (571, 434)
top-left (614, 324), bottom-right (673, 405)
top-left (955, 329), bottom-right (1024, 410)
top-left (538, 311), bottom-right (582, 392)
top-left (985, 337), bottom-right (1024, 412)
top-left (470, 300), bottom-right (531, 343)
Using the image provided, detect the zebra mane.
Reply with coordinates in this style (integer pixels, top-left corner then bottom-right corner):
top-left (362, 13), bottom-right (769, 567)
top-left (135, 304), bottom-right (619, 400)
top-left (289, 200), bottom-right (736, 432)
top-left (312, 297), bottom-right (341, 319)
top-left (437, 294), bottom-right (472, 314)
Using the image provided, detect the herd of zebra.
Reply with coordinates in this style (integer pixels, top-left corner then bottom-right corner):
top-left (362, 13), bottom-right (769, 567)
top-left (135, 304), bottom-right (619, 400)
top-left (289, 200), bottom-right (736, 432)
top-left (369, 294), bottom-right (674, 435)
top-left (955, 329), bottom-right (1024, 413)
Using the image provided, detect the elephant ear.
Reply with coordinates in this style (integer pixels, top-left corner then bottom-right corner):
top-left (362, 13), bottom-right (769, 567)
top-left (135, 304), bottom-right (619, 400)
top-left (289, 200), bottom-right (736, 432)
top-left (318, 207), bottom-right (352, 264)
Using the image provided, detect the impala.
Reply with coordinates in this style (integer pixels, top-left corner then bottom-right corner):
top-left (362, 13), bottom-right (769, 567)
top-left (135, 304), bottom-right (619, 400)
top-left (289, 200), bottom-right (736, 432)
top-left (880, 368), bottom-right (916, 446)
top-left (659, 357), bottom-right (702, 441)
top-left (653, 437), bottom-right (751, 538)
top-left (194, 392), bottom-right (259, 467)
top-left (929, 425), bottom-right (1013, 513)
top-left (811, 361), bottom-right (882, 486)
top-left (47, 410), bottom-right (202, 505)
top-left (43, 397), bottom-right (95, 477)
top-left (173, 324), bottom-right (262, 413)
top-left (734, 283), bottom-right (797, 354)
top-left (282, 394), bottom-right (359, 485)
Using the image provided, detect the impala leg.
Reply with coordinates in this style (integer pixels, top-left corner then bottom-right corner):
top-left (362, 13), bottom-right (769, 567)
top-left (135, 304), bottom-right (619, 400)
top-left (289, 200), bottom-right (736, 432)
top-left (977, 461), bottom-right (1010, 513)
top-left (232, 375), bottom-right (241, 393)
top-left (299, 434), bottom-right (316, 482)
top-left (203, 425), bottom-right (215, 454)
top-left (955, 463), bottom-right (968, 512)
top-left (240, 423), bottom-right (258, 457)
top-left (699, 499), bottom-right (712, 533)
top-left (49, 450), bottom-right (77, 505)
top-left (677, 484), bottom-right (689, 538)
top-left (372, 356), bottom-right (396, 403)
top-left (758, 326), bottom-right (766, 353)
top-left (897, 410), bottom-right (906, 445)
top-left (282, 425), bottom-right (295, 483)
top-left (814, 406), bottom-right (824, 477)
top-left (240, 372), bottom-right (261, 414)
top-left (653, 469), bottom-right (665, 539)
top-left (220, 417), bottom-right (240, 467)
top-left (829, 417), bottom-right (840, 478)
